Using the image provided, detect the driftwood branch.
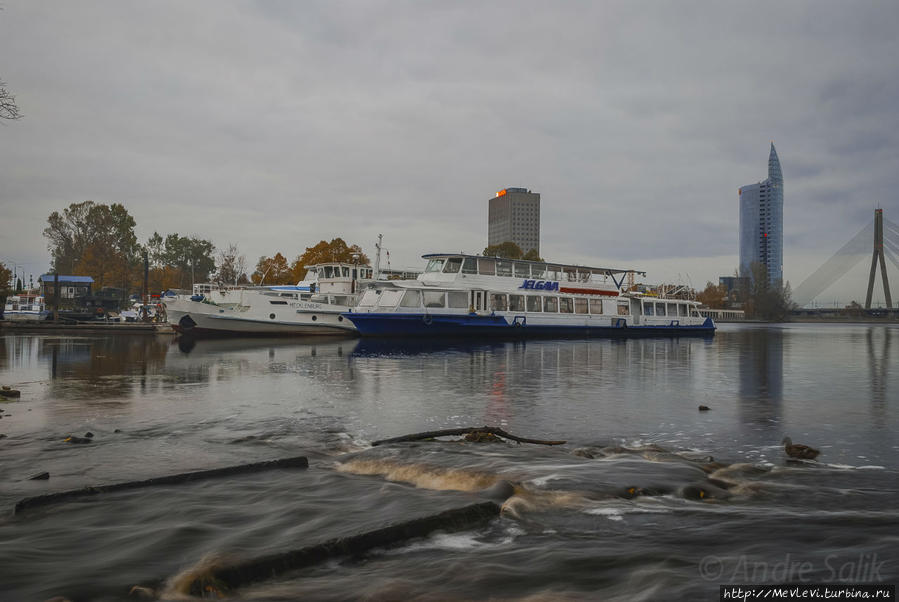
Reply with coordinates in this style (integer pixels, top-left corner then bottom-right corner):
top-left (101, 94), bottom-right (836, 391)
top-left (372, 426), bottom-right (566, 446)
top-left (15, 455), bottom-right (308, 514)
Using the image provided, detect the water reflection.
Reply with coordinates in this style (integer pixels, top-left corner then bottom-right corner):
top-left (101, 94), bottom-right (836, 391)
top-left (867, 327), bottom-right (890, 413)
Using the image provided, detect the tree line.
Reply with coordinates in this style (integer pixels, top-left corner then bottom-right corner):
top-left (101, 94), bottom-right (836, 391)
top-left (695, 261), bottom-right (794, 321)
top-left (37, 201), bottom-right (370, 296)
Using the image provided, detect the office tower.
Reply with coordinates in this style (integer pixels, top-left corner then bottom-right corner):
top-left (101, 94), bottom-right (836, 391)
top-left (488, 188), bottom-right (540, 256)
top-left (739, 144), bottom-right (783, 284)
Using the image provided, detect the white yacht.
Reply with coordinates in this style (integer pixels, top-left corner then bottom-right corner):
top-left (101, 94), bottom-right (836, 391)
top-left (165, 263), bottom-right (373, 336)
top-left (2, 294), bottom-right (49, 321)
top-left (343, 253), bottom-right (715, 337)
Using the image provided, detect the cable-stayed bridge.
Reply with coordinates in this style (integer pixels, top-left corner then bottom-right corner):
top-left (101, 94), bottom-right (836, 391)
top-left (793, 209), bottom-right (898, 308)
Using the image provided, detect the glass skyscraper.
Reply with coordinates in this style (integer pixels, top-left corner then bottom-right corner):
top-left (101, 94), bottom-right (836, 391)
top-left (739, 143), bottom-right (783, 284)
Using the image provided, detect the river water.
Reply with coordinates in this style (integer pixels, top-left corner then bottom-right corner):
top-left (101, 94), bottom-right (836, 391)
top-left (0, 324), bottom-right (896, 601)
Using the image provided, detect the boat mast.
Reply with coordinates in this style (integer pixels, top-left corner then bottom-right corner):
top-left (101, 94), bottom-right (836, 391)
top-left (374, 234), bottom-right (382, 280)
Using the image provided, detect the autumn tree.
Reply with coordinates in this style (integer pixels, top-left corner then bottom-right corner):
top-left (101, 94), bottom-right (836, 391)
top-left (43, 201), bottom-right (139, 290)
top-left (252, 253), bottom-right (293, 285)
top-left (215, 243), bottom-right (248, 286)
top-left (289, 238), bottom-right (369, 281)
top-left (739, 262), bottom-right (794, 321)
top-left (696, 282), bottom-right (728, 309)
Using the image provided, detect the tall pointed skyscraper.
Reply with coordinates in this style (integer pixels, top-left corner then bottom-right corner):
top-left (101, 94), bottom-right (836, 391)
top-left (739, 143), bottom-right (784, 284)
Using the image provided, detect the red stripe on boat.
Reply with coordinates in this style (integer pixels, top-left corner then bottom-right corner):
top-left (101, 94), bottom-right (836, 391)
top-left (558, 287), bottom-right (619, 296)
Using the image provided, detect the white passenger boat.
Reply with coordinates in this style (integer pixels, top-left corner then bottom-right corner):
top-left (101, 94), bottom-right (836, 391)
top-left (343, 254), bottom-right (715, 337)
top-left (2, 294), bottom-right (50, 321)
top-left (165, 262), bottom-right (373, 336)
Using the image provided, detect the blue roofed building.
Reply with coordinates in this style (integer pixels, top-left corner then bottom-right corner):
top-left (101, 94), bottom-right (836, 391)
top-left (38, 274), bottom-right (94, 299)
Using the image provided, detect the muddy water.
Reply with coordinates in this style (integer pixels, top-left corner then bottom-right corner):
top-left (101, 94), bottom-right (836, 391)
top-left (0, 324), bottom-right (896, 600)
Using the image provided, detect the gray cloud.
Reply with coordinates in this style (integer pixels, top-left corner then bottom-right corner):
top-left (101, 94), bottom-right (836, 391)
top-left (1, 1), bottom-right (898, 305)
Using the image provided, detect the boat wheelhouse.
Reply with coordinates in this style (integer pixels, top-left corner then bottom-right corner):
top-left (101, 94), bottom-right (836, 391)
top-left (344, 253), bottom-right (714, 337)
top-left (165, 262), bottom-right (373, 336)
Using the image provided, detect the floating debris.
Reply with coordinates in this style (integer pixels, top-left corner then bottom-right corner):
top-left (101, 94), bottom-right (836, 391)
top-left (373, 426), bottom-right (566, 446)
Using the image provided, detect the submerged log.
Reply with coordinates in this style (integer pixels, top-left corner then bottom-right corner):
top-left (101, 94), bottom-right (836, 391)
top-left (372, 426), bottom-right (566, 447)
top-left (187, 501), bottom-right (501, 595)
top-left (14, 455), bottom-right (309, 514)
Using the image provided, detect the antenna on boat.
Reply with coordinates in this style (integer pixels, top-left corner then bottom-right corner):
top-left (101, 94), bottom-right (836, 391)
top-left (374, 234), bottom-right (383, 280)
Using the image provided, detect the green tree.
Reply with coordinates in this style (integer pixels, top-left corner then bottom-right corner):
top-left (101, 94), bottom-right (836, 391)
top-left (252, 252), bottom-right (293, 285)
top-left (160, 234), bottom-right (216, 289)
top-left (0, 263), bottom-right (12, 309)
top-left (483, 241), bottom-right (524, 259)
top-left (522, 248), bottom-right (543, 261)
top-left (289, 238), bottom-right (369, 281)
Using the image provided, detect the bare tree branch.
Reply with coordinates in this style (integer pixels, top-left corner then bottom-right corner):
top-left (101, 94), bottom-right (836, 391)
top-left (372, 426), bottom-right (567, 446)
top-left (0, 78), bottom-right (22, 120)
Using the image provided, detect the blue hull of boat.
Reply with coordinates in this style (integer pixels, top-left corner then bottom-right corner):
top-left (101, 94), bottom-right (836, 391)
top-left (343, 312), bottom-right (715, 338)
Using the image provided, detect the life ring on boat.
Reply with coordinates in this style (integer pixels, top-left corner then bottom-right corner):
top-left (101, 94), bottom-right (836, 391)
top-left (422, 314), bottom-right (433, 326)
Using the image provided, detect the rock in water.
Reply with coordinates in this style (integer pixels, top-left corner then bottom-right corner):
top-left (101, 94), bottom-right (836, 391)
top-left (698, 405), bottom-right (710, 411)
top-left (64, 435), bottom-right (92, 444)
top-left (29, 472), bottom-right (50, 480)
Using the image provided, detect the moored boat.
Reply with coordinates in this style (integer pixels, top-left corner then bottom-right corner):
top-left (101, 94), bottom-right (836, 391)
top-left (343, 253), bottom-right (714, 338)
top-left (165, 262), bottom-right (374, 337)
top-left (2, 294), bottom-right (50, 321)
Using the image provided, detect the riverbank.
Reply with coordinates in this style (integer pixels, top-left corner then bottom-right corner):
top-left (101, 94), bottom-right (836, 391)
top-left (0, 320), bottom-right (174, 334)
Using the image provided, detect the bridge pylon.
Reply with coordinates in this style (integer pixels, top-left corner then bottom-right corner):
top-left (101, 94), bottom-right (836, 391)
top-left (865, 209), bottom-right (892, 309)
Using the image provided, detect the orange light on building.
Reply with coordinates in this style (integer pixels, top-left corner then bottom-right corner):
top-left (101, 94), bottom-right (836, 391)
top-left (496, 189), bottom-right (507, 197)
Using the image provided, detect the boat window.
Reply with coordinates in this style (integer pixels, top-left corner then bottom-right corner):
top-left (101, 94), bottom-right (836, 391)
top-left (461, 258), bottom-right (477, 274)
top-left (589, 299), bottom-right (602, 314)
top-left (378, 290), bottom-right (404, 307)
top-left (559, 298), bottom-right (574, 313)
top-left (423, 291), bottom-right (446, 308)
top-left (443, 257), bottom-right (463, 273)
top-left (679, 304), bottom-right (687, 317)
top-left (656, 303), bottom-right (666, 316)
top-left (526, 296), bottom-right (541, 312)
top-left (358, 290), bottom-right (379, 306)
top-left (490, 293), bottom-right (508, 311)
top-left (477, 258), bottom-right (495, 275)
top-left (618, 302), bottom-right (629, 316)
top-left (447, 291), bottom-right (468, 308)
top-left (400, 290), bottom-right (421, 307)
top-left (425, 259), bottom-right (446, 273)
top-left (332, 296), bottom-right (349, 306)
top-left (667, 303), bottom-right (677, 317)
top-left (564, 268), bottom-right (577, 282)
top-left (578, 272), bottom-right (591, 282)
top-left (343, 267), bottom-right (350, 277)
top-left (543, 296), bottom-right (558, 312)
top-left (644, 302), bottom-right (654, 316)
top-left (496, 260), bottom-right (512, 277)
top-left (513, 262), bottom-right (530, 278)
top-left (575, 298), bottom-right (589, 314)
top-left (532, 263), bottom-right (548, 279)
top-left (546, 265), bottom-right (562, 280)
top-left (509, 294), bottom-right (525, 311)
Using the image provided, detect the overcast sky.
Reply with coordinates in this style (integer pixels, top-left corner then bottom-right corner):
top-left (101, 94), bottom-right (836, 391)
top-left (2, 1), bottom-right (898, 305)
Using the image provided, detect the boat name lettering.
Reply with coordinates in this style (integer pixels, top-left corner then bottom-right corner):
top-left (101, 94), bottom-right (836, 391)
top-left (291, 302), bottom-right (323, 309)
top-left (519, 280), bottom-right (559, 291)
